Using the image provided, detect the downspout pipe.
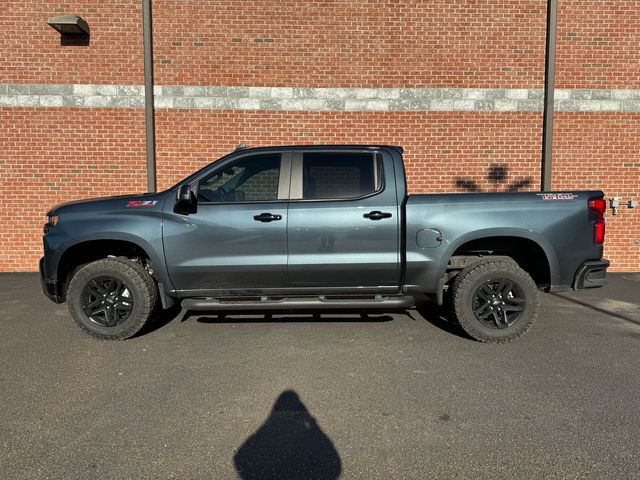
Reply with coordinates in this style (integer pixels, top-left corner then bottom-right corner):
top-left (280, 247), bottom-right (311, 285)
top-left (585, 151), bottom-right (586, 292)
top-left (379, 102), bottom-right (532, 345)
top-left (541, 0), bottom-right (558, 191)
top-left (142, 0), bottom-right (157, 192)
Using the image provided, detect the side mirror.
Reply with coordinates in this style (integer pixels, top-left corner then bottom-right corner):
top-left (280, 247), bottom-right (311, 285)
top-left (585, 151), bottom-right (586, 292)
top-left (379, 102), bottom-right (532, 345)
top-left (175, 184), bottom-right (196, 214)
top-left (177, 184), bottom-right (193, 204)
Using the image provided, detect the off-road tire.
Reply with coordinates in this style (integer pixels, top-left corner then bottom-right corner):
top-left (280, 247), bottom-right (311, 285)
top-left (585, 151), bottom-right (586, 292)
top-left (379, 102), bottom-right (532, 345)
top-left (67, 257), bottom-right (158, 340)
top-left (450, 258), bottom-right (539, 343)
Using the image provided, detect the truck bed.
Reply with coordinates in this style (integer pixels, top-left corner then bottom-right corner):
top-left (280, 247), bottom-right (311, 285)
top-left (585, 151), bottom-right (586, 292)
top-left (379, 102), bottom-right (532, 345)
top-left (403, 191), bottom-right (605, 294)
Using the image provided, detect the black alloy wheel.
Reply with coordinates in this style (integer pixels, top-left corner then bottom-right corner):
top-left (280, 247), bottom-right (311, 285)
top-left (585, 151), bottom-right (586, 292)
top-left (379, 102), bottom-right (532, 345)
top-left (471, 278), bottom-right (525, 329)
top-left (81, 276), bottom-right (134, 327)
top-left (450, 258), bottom-right (539, 343)
top-left (67, 257), bottom-right (158, 340)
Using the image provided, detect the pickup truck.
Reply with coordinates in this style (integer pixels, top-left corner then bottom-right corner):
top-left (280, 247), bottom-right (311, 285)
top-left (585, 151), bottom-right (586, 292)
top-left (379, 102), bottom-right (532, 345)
top-left (40, 145), bottom-right (609, 342)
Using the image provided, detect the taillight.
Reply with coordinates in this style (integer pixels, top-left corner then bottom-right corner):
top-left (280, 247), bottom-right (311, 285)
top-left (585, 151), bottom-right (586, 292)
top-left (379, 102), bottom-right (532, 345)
top-left (589, 198), bottom-right (606, 244)
top-left (588, 198), bottom-right (606, 214)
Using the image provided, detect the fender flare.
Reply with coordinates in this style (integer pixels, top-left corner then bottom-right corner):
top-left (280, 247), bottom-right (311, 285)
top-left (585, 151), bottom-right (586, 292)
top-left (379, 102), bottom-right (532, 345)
top-left (55, 232), bottom-right (175, 296)
top-left (435, 227), bottom-right (560, 288)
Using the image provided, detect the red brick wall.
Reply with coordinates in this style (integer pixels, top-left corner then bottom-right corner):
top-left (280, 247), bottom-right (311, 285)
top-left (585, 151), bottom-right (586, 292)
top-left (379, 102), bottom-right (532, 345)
top-left (1, 1), bottom-right (143, 84)
top-left (554, 0), bottom-right (640, 270)
top-left (152, 0), bottom-right (547, 88)
top-left (155, 110), bottom-right (541, 194)
top-left (556, 0), bottom-right (640, 88)
top-left (1, 0), bottom-right (639, 272)
top-left (553, 113), bottom-right (640, 271)
top-left (0, 108), bottom-right (146, 270)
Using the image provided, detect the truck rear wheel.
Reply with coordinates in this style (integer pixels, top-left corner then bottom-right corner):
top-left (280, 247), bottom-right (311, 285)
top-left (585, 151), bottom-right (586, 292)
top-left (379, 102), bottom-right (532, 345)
top-left (67, 257), bottom-right (158, 340)
top-left (450, 259), bottom-right (539, 343)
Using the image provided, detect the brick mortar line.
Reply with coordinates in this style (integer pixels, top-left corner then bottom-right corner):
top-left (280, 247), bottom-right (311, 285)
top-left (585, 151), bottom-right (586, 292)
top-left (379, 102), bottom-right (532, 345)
top-left (1, 84), bottom-right (640, 111)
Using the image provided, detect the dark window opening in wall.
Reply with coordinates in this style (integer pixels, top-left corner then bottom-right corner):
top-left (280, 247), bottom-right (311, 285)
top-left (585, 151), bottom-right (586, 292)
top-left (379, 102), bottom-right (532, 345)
top-left (302, 152), bottom-right (382, 200)
top-left (60, 34), bottom-right (91, 46)
top-left (198, 154), bottom-right (281, 203)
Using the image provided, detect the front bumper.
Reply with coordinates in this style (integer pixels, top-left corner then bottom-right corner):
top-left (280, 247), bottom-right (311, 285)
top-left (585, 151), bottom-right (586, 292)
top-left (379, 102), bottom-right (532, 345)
top-left (573, 259), bottom-right (609, 289)
top-left (39, 257), bottom-right (63, 303)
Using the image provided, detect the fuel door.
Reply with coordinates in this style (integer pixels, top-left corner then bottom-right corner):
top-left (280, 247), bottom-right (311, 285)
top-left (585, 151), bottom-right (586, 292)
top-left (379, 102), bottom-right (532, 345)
top-left (416, 228), bottom-right (442, 248)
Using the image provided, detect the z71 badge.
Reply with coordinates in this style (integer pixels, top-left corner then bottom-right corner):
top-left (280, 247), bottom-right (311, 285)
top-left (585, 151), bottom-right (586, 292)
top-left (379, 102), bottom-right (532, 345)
top-left (127, 200), bottom-right (158, 207)
top-left (537, 193), bottom-right (578, 201)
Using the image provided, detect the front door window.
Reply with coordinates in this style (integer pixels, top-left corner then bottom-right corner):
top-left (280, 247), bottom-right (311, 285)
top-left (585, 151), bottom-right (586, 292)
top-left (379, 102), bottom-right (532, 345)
top-left (198, 154), bottom-right (281, 203)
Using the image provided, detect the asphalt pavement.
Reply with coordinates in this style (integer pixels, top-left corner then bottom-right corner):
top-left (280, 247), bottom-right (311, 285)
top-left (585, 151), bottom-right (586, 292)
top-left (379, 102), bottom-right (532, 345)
top-left (1, 272), bottom-right (639, 479)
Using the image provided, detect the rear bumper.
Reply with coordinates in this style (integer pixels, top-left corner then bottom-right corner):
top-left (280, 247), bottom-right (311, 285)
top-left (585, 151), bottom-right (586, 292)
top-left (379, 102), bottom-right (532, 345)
top-left (573, 259), bottom-right (609, 289)
top-left (39, 257), bottom-right (63, 303)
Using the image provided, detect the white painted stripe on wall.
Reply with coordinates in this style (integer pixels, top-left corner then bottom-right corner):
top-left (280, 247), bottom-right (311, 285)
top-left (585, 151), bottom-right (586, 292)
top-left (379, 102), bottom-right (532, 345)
top-left (1, 84), bottom-right (640, 112)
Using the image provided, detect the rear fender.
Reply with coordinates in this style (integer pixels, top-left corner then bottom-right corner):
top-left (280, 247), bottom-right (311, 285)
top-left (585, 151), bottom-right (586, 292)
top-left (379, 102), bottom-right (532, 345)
top-left (439, 228), bottom-right (560, 285)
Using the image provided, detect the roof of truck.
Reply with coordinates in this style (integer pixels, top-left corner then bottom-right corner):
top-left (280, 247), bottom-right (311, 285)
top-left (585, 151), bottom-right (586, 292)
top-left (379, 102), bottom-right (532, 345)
top-left (233, 144), bottom-right (404, 154)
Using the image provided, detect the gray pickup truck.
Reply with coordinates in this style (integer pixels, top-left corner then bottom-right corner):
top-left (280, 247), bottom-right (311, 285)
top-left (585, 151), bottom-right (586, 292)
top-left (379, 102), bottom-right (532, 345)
top-left (40, 145), bottom-right (609, 342)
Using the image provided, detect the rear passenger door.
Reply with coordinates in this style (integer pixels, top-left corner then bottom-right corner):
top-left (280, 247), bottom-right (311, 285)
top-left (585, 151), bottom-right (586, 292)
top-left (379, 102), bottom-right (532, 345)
top-left (286, 149), bottom-right (401, 293)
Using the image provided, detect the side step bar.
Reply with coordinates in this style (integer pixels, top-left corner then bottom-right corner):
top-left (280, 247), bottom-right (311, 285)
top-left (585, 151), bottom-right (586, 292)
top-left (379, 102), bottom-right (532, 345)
top-left (181, 295), bottom-right (415, 311)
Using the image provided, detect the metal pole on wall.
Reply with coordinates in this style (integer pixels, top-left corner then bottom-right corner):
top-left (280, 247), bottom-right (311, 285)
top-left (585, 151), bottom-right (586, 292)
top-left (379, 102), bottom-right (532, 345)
top-left (142, 0), bottom-right (157, 192)
top-left (541, 0), bottom-right (558, 191)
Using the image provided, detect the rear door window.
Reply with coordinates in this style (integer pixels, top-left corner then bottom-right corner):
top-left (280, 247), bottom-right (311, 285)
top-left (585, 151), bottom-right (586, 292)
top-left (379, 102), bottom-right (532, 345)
top-left (301, 152), bottom-right (382, 200)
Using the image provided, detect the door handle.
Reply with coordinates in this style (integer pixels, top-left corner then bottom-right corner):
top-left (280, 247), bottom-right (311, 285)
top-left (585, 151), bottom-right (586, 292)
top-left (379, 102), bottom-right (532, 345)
top-left (363, 211), bottom-right (392, 221)
top-left (253, 212), bottom-right (282, 222)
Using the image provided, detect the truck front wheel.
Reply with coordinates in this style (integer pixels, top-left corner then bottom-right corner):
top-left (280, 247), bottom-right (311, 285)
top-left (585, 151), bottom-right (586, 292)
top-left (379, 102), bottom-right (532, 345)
top-left (450, 259), bottom-right (539, 343)
top-left (67, 257), bottom-right (158, 340)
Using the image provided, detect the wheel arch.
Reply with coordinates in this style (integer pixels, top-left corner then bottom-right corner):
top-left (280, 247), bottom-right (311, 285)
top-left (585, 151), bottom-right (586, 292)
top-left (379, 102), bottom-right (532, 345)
top-left (55, 235), bottom-right (170, 302)
top-left (440, 229), bottom-right (560, 290)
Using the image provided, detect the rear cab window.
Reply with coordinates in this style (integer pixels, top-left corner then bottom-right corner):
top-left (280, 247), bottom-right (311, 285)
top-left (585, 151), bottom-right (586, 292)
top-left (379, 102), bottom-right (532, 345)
top-left (299, 152), bottom-right (383, 200)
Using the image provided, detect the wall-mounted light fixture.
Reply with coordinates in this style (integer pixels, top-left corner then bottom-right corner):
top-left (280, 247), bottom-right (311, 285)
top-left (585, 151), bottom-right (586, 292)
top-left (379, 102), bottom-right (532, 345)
top-left (47, 15), bottom-right (90, 35)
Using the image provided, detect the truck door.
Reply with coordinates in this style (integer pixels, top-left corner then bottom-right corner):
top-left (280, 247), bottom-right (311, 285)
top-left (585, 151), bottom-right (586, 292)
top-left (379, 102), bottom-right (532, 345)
top-left (163, 152), bottom-right (291, 295)
top-left (286, 150), bottom-right (401, 292)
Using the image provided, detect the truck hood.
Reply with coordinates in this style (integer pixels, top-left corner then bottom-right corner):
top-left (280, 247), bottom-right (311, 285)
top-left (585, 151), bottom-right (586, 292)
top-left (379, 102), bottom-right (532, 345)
top-left (47, 192), bottom-right (168, 216)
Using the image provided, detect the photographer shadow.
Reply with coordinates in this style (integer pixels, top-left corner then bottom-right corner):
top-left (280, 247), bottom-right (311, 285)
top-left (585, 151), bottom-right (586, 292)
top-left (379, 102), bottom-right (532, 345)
top-left (234, 390), bottom-right (342, 480)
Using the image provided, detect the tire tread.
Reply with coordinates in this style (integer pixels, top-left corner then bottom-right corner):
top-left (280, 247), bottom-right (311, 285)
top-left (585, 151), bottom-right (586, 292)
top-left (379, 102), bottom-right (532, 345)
top-left (67, 257), bottom-right (158, 340)
top-left (451, 259), bottom-right (539, 343)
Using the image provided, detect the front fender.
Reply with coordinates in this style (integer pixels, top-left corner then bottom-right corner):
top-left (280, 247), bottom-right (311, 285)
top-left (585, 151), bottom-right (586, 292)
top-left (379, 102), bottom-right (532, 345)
top-left (43, 208), bottom-right (174, 294)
